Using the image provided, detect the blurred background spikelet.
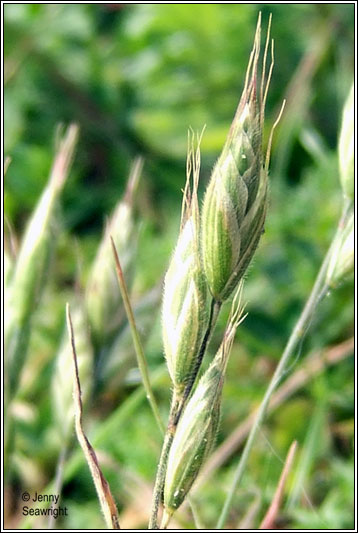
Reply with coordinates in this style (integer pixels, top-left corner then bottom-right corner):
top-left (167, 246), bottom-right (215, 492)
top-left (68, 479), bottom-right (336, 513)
top-left (4, 4), bottom-right (354, 530)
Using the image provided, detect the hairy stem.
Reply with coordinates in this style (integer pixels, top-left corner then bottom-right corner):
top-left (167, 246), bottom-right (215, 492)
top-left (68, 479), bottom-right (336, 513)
top-left (216, 210), bottom-right (347, 528)
top-left (149, 392), bottom-right (181, 529)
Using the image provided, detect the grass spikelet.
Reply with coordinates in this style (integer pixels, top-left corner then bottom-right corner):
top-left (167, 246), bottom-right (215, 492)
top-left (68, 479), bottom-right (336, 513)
top-left (326, 208), bottom-right (354, 288)
top-left (5, 124), bottom-right (79, 398)
top-left (201, 15), bottom-right (275, 303)
top-left (162, 129), bottom-right (208, 394)
top-left (163, 284), bottom-right (246, 520)
top-left (338, 82), bottom-right (354, 201)
top-left (85, 157), bottom-right (143, 348)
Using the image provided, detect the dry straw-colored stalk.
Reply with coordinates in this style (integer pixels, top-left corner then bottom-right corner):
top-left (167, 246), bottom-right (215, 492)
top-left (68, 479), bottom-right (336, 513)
top-left (52, 299), bottom-right (93, 442)
top-left (259, 441), bottom-right (298, 529)
top-left (50, 298), bottom-right (93, 527)
top-left (66, 304), bottom-right (120, 530)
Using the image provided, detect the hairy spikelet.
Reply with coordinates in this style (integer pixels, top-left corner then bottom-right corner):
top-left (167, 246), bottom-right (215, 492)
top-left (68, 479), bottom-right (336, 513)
top-left (5, 125), bottom-right (78, 397)
top-left (85, 158), bottom-right (142, 348)
top-left (201, 15), bottom-right (275, 303)
top-left (326, 209), bottom-right (354, 288)
top-left (338, 83), bottom-right (354, 201)
top-left (164, 287), bottom-right (245, 512)
top-left (162, 132), bottom-right (208, 393)
top-left (163, 366), bottom-right (221, 512)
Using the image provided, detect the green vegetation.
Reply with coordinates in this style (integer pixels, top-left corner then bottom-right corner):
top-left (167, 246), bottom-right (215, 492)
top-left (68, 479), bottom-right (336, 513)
top-left (4, 4), bottom-right (354, 530)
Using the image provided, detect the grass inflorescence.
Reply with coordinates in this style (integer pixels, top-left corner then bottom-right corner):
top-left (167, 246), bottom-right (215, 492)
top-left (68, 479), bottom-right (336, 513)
top-left (4, 7), bottom-right (353, 531)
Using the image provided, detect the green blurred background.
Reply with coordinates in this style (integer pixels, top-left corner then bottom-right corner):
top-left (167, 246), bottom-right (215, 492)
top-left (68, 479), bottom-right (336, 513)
top-left (4, 3), bottom-right (354, 529)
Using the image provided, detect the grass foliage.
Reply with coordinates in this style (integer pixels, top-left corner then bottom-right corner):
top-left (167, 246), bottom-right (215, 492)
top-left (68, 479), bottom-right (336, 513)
top-left (4, 4), bottom-right (354, 530)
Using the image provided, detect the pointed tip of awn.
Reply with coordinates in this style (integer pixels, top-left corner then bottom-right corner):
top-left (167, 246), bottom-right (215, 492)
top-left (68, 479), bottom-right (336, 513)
top-left (181, 128), bottom-right (204, 230)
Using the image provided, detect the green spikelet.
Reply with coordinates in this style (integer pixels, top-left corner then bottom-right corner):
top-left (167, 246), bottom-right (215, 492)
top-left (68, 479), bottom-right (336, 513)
top-left (5, 125), bottom-right (79, 397)
top-left (201, 15), bottom-right (274, 303)
top-left (163, 369), bottom-right (221, 512)
top-left (85, 157), bottom-right (142, 348)
top-left (163, 287), bottom-right (245, 513)
top-left (162, 132), bottom-right (208, 394)
top-left (338, 82), bottom-right (354, 201)
top-left (326, 208), bottom-right (354, 288)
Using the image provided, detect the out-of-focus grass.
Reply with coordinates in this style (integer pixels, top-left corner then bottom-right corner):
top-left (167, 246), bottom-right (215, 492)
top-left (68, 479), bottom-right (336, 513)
top-left (4, 3), bottom-right (354, 530)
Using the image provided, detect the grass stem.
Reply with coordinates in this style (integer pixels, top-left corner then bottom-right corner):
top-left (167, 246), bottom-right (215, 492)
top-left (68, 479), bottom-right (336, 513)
top-left (195, 336), bottom-right (353, 490)
top-left (216, 211), bottom-right (346, 528)
top-left (111, 236), bottom-right (165, 435)
top-left (149, 392), bottom-right (181, 529)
